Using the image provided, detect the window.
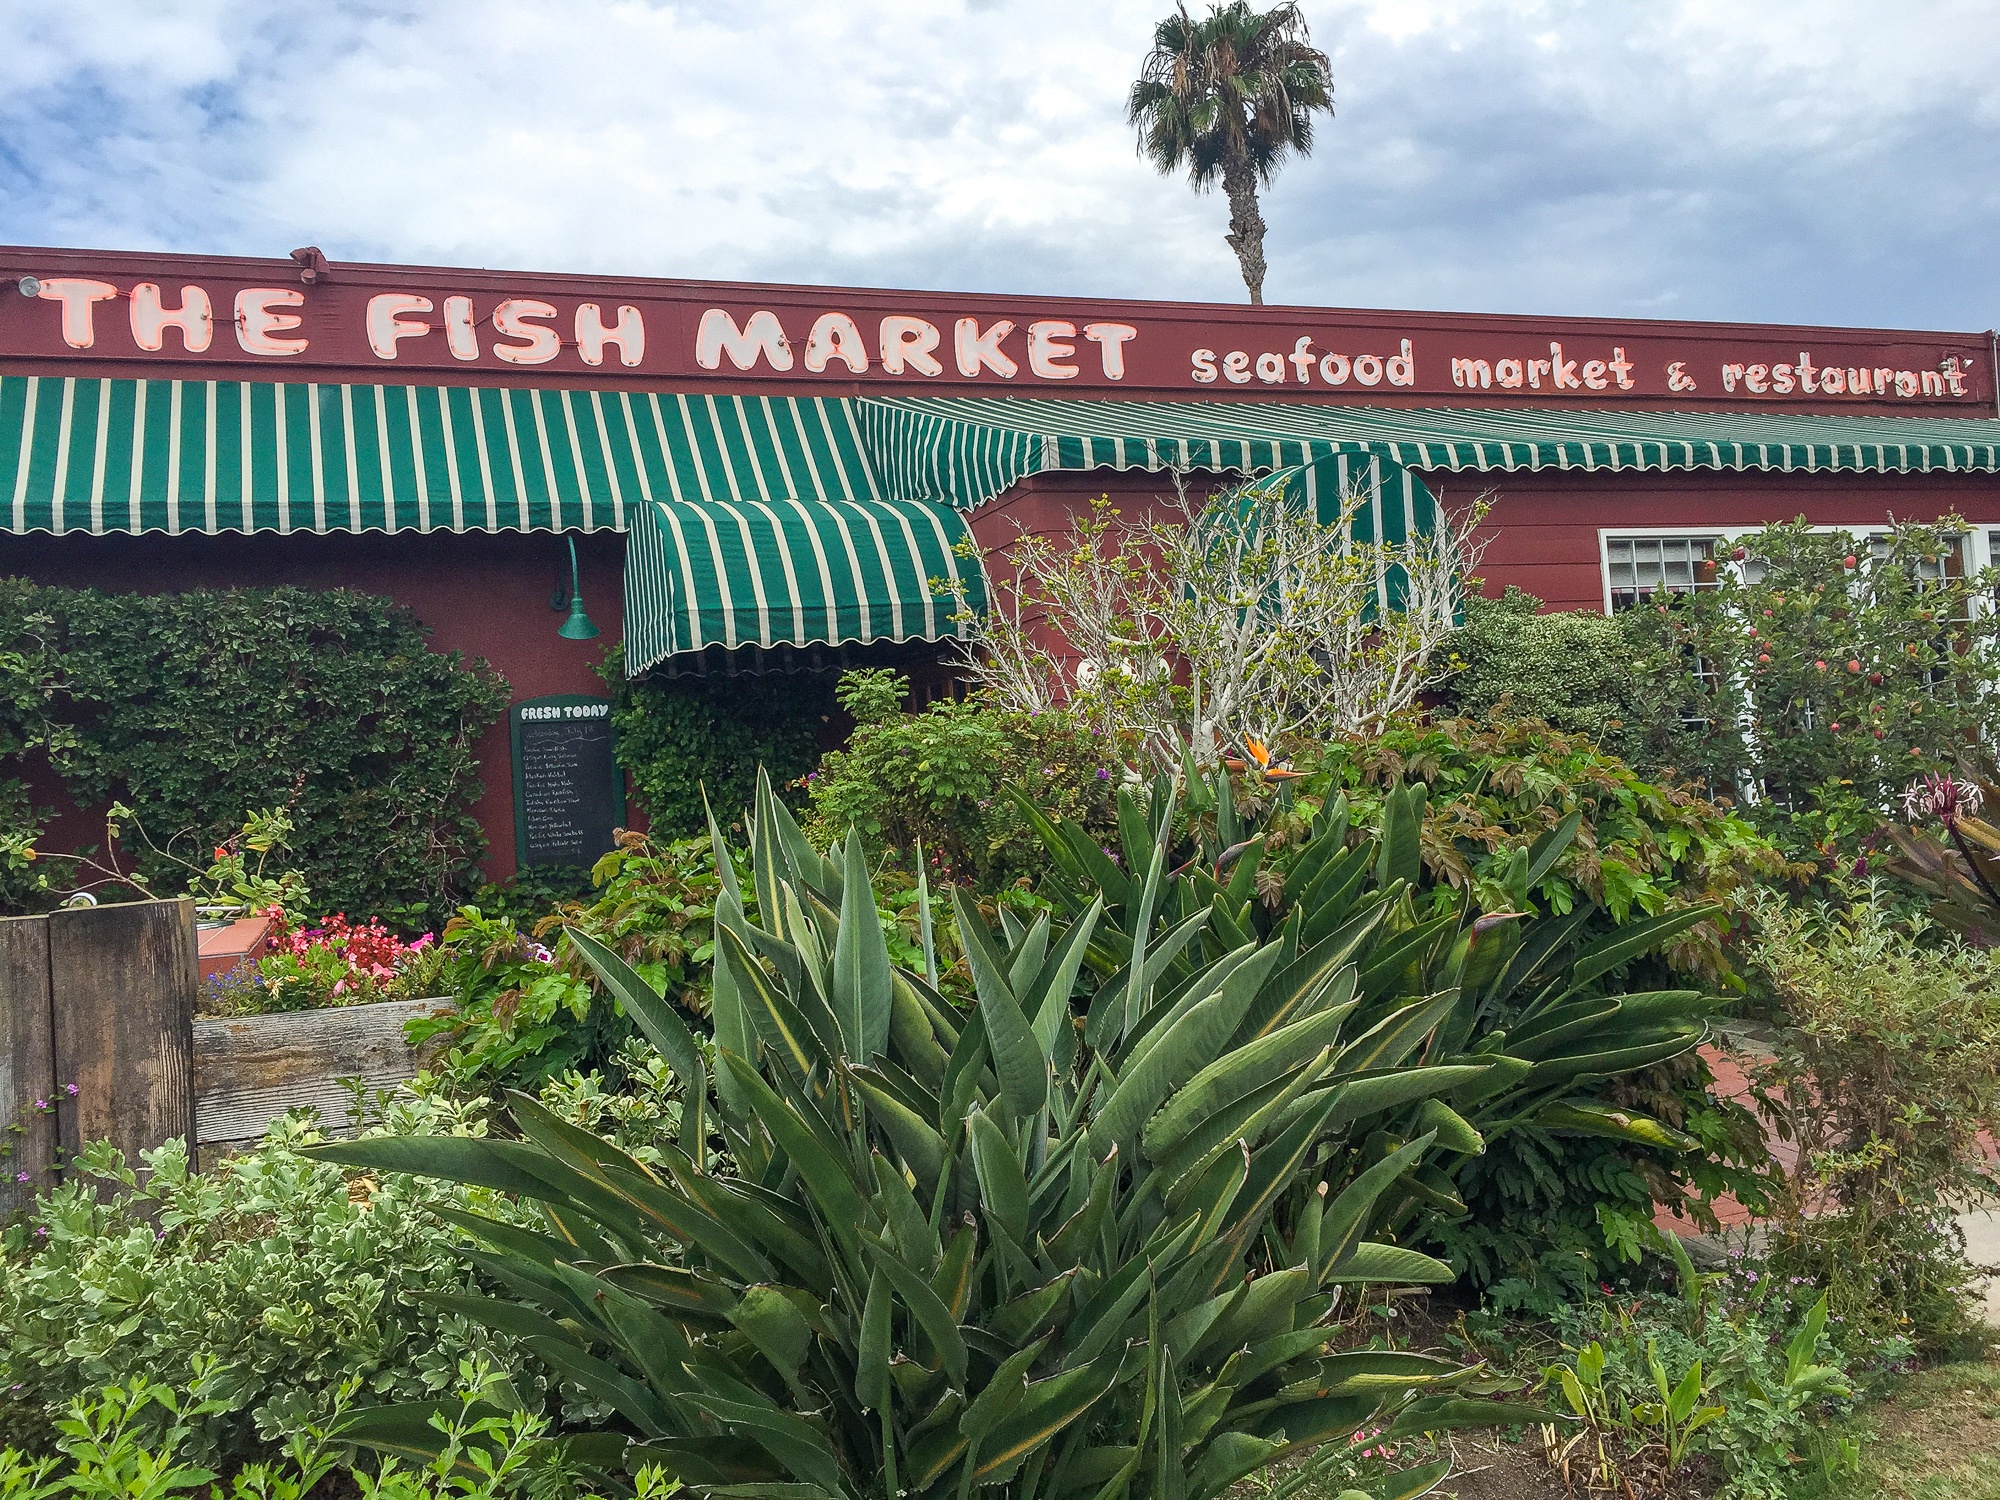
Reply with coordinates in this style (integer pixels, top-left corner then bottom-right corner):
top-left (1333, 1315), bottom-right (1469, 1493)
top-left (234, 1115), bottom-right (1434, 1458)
top-left (1604, 535), bottom-right (1723, 612)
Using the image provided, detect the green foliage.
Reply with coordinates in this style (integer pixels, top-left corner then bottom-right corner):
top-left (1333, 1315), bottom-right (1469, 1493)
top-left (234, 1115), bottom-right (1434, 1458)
top-left (414, 833), bottom-right (728, 1091)
top-left (1448, 587), bottom-right (1721, 785)
top-left (1747, 889), bottom-right (2000, 1351)
top-left (1541, 1242), bottom-right (1863, 1499)
top-left (605, 644), bottom-right (829, 837)
top-left (0, 1095), bottom-right (543, 1463)
top-left (1454, 518), bottom-right (2000, 875)
top-left (0, 581), bottom-right (509, 927)
top-left (1023, 749), bottom-right (1780, 1303)
top-left (0, 579), bottom-right (64, 912)
top-left (1306, 717), bottom-right (1791, 969)
top-left (0, 1371), bottom-right (674, 1500)
top-left (315, 771), bottom-right (1545, 1497)
top-left (805, 671), bottom-right (1122, 887)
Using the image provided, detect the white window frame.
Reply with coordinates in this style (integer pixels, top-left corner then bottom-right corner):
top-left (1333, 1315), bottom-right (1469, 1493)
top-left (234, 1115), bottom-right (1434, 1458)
top-left (1597, 525), bottom-right (1992, 616)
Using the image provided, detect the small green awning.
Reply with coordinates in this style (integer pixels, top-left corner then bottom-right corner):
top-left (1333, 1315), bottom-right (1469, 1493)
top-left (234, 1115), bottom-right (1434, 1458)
top-left (624, 493), bottom-right (985, 672)
top-left (856, 395), bottom-right (2000, 511)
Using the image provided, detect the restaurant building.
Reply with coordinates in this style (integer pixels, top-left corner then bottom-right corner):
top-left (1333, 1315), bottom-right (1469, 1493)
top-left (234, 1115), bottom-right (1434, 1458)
top-left (5, 243), bottom-right (1999, 878)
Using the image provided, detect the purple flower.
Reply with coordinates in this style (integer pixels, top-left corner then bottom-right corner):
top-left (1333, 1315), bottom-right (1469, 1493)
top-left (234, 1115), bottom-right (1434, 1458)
top-left (1095, 768), bottom-right (1110, 781)
top-left (32, 1099), bottom-right (46, 1111)
top-left (34, 1227), bottom-right (47, 1237)
top-left (64, 1083), bottom-right (77, 1096)
top-left (14, 1172), bottom-right (27, 1183)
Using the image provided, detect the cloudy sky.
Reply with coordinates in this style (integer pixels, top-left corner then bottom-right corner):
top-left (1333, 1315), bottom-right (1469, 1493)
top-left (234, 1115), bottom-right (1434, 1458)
top-left (3, 0), bottom-right (1996, 330)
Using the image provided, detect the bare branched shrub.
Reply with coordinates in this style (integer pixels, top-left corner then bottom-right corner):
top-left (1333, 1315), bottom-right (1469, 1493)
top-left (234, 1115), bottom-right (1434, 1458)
top-left (956, 474), bottom-right (1489, 774)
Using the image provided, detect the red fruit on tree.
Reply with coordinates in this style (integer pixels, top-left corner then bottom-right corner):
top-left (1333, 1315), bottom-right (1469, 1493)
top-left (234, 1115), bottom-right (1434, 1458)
top-left (1847, 660), bottom-right (1861, 673)
top-left (1815, 660), bottom-right (1828, 672)
top-left (1843, 554), bottom-right (1858, 568)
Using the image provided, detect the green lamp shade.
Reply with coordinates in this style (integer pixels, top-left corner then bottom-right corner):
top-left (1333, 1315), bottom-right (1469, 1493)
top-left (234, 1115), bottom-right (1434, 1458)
top-left (557, 536), bottom-right (600, 640)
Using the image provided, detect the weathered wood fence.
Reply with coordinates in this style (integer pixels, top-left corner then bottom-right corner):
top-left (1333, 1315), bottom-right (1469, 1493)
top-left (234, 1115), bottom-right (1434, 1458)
top-left (1, 899), bottom-right (196, 1212)
top-left (2, 900), bottom-right (446, 1209)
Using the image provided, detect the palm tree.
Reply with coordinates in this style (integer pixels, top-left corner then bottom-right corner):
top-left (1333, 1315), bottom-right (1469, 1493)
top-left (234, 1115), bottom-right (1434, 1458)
top-left (1128, 1), bottom-right (1333, 305)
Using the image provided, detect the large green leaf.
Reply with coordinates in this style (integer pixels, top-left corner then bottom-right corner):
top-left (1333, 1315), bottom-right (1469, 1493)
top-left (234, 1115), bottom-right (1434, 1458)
top-left (831, 829), bottom-right (894, 1062)
top-left (955, 887), bottom-right (1051, 1119)
top-left (565, 927), bottom-right (707, 1094)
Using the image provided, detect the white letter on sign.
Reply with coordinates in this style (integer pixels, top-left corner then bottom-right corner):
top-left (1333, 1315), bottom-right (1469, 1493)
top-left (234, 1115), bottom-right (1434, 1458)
top-left (1028, 321), bottom-right (1079, 379)
top-left (444, 296), bottom-right (480, 360)
top-left (366, 293), bottom-right (433, 359)
top-left (491, 299), bottom-right (560, 365)
top-left (576, 303), bottom-right (644, 367)
top-left (37, 278), bottom-right (118, 348)
top-left (954, 318), bottom-right (1018, 378)
top-left (130, 283), bottom-right (213, 353)
top-left (805, 313), bottom-right (868, 373)
top-left (696, 308), bottom-right (793, 371)
top-left (235, 288), bottom-right (308, 355)
top-left (1084, 322), bottom-right (1138, 379)
top-left (880, 316), bottom-right (943, 376)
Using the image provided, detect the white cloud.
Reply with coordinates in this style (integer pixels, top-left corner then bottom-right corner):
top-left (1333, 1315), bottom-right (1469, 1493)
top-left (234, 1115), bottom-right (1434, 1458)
top-left (0, 0), bottom-right (1995, 327)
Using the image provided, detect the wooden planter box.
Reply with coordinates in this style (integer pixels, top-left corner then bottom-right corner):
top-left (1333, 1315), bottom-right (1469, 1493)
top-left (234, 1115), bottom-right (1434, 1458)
top-left (193, 997), bottom-right (454, 1159)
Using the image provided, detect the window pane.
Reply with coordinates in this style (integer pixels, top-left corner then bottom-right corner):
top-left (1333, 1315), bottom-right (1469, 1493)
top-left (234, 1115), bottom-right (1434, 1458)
top-left (1605, 535), bottom-right (1722, 612)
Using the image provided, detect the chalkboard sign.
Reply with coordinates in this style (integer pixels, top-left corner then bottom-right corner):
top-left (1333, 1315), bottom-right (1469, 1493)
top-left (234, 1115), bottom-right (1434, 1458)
top-left (509, 695), bottom-right (625, 870)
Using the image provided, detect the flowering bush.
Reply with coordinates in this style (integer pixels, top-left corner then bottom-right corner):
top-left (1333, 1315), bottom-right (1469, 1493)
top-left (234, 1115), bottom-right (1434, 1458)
top-left (200, 912), bottom-right (441, 1017)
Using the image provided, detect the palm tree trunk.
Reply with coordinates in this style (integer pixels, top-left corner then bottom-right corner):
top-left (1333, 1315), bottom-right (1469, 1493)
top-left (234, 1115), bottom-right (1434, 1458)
top-left (1220, 155), bottom-right (1268, 305)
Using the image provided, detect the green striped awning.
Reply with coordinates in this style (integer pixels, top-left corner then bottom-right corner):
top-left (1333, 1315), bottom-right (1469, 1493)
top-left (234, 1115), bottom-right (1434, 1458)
top-left (624, 494), bottom-right (985, 672)
top-left (0, 376), bottom-right (887, 536)
top-left (855, 395), bottom-right (2000, 511)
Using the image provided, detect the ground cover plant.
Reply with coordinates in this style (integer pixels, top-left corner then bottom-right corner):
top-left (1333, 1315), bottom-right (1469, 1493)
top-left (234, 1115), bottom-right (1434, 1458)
top-left (0, 1372), bottom-right (677, 1500)
top-left (315, 773), bottom-right (1547, 1496)
top-left (1534, 1238), bottom-right (1868, 1500)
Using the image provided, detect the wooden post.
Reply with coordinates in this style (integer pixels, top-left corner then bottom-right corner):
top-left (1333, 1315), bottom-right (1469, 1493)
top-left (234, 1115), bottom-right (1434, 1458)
top-left (0, 913), bottom-right (56, 1213)
top-left (49, 898), bottom-right (196, 1171)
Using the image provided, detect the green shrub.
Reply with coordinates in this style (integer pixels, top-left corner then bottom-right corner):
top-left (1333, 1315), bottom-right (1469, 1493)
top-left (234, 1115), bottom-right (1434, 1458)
top-left (804, 669), bottom-right (1122, 887)
top-left (0, 582), bottom-right (509, 927)
top-left (0, 1095), bottom-right (541, 1462)
top-left (316, 773), bottom-right (1543, 1496)
top-left (604, 645), bottom-right (829, 837)
top-left (1747, 889), bottom-right (2000, 1352)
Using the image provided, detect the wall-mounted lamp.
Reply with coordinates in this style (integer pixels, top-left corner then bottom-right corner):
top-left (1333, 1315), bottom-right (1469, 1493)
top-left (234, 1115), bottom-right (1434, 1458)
top-left (552, 536), bottom-right (600, 640)
top-left (16, 276), bottom-right (41, 297)
top-left (289, 246), bottom-right (331, 285)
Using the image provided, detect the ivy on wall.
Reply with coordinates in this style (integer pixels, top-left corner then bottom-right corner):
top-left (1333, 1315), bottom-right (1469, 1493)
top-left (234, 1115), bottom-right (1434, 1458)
top-left (0, 581), bottom-right (509, 927)
top-left (602, 646), bottom-right (831, 836)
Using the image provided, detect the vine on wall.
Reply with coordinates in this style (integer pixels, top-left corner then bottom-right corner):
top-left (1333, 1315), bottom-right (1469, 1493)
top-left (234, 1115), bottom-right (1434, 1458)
top-left (0, 581), bottom-right (509, 928)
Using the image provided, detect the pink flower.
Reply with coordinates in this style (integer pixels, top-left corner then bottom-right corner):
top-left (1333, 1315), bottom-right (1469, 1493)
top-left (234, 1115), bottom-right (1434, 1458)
top-left (1904, 772), bottom-right (1981, 828)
